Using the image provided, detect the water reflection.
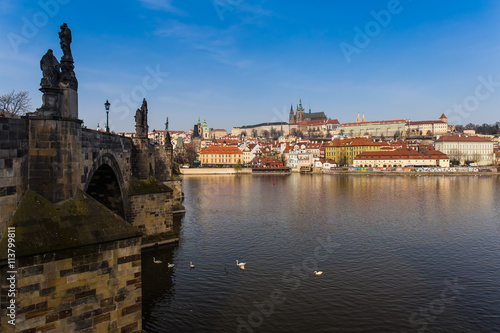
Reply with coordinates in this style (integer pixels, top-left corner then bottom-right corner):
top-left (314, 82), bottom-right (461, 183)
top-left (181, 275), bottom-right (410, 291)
top-left (142, 174), bottom-right (500, 332)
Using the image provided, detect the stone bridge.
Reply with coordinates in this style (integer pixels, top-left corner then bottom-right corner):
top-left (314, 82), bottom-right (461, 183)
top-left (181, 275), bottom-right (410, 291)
top-left (0, 101), bottom-right (174, 236)
top-left (0, 24), bottom-right (179, 333)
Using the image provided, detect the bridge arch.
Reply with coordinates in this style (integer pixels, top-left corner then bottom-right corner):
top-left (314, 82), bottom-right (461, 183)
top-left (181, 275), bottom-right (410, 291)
top-left (84, 153), bottom-right (127, 218)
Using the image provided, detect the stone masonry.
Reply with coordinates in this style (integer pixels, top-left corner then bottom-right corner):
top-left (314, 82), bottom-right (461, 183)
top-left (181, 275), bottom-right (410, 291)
top-left (0, 23), bottom-right (180, 333)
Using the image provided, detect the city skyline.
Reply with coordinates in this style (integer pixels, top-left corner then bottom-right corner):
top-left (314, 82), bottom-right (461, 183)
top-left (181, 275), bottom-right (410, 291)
top-left (1, 0), bottom-right (500, 132)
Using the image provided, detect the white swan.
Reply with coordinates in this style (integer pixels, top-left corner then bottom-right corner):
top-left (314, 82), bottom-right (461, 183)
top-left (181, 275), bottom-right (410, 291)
top-left (190, 262), bottom-right (195, 268)
top-left (236, 260), bottom-right (246, 269)
top-left (167, 263), bottom-right (174, 268)
top-left (314, 271), bottom-right (323, 276)
top-left (153, 257), bottom-right (162, 264)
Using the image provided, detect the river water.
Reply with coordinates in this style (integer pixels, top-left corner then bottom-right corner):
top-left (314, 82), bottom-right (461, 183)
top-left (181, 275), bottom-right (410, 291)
top-left (142, 174), bottom-right (500, 333)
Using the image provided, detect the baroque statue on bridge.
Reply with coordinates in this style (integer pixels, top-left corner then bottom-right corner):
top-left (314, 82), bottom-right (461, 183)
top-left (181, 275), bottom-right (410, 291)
top-left (59, 22), bottom-right (73, 61)
top-left (135, 98), bottom-right (149, 138)
top-left (40, 49), bottom-right (60, 89)
top-left (59, 22), bottom-right (78, 90)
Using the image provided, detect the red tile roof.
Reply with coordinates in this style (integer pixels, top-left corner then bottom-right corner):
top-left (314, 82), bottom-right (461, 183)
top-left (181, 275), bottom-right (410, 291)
top-left (355, 148), bottom-right (448, 160)
top-left (215, 138), bottom-right (240, 144)
top-left (306, 119), bottom-right (340, 126)
top-left (306, 142), bottom-right (323, 149)
top-left (435, 135), bottom-right (492, 142)
top-left (408, 120), bottom-right (446, 125)
top-left (200, 146), bottom-right (243, 154)
top-left (340, 120), bottom-right (406, 126)
top-left (326, 138), bottom-right (382, 147)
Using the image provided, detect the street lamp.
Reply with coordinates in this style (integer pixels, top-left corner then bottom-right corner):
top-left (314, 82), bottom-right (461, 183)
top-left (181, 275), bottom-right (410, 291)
top-left (104, 100), bottom-right (110, 133)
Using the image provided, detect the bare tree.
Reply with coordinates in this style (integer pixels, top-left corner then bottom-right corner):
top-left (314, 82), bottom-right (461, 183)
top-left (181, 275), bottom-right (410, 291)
top-left (251, 129), bottom-right (258, 138)
top-left (0, 90), bottom-right (32, 117)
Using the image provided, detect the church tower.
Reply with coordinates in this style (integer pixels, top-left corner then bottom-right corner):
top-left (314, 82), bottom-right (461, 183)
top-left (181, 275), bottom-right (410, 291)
top-left (289, 104), bottom-right (295, 124)
top-left (296, 99), bottom-right (305, 123)
top-left (356, 113), bottom-right (361, 123)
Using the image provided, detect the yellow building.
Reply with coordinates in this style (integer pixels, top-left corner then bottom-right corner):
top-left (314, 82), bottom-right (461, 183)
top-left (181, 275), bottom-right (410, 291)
top-left (199, 145), bottom-right (243, 166)
top-left (325, 138), bottom-right (383, 166)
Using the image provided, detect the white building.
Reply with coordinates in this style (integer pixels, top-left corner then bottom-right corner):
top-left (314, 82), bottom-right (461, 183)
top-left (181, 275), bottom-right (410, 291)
top-left (354, 148), bottom-right (450, 168)
top-left (286, 144), bottom-right (315, 170)
top-left (434, 135), bottom-right (494, 166)
top-left (405, 114), bottom-right (449, 136)
top-left (241, 144), bottom-right (260, 164)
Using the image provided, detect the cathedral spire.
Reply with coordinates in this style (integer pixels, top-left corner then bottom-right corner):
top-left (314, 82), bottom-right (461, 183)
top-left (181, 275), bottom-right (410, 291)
top-left (356, 113), bottom-right (361, 123)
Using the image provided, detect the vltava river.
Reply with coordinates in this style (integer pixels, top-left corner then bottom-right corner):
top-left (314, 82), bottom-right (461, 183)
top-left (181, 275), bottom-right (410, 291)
top-left (142, 174), bottom-right (500, 332)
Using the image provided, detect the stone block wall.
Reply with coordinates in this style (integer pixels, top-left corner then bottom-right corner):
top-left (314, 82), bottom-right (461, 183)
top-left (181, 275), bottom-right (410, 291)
top-left (131, 138), bottom-right (150, 180)
top-left (0, 118), bottom-right (28, 237)
top-left (28, 116), bottom-right (83, 204)
top-left (164, 180), bottom-right (184, 212)
top-left (153, 145), bottom-right (171, 181)
top-left (0, 237), bottom-right (142, 333)
top-left (80, 129), bottom-right (132, 191)
top-left (128, 192), bottom-right (173, 237)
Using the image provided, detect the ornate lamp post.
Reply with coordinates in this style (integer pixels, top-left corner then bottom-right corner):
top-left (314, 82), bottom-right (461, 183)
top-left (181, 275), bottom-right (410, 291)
top-left (104, 100), bottom-right (110, 133)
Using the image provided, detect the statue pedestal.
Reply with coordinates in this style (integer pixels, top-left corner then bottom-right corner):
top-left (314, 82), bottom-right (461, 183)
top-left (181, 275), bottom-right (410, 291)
top-left (37, 87), bottom-right (62, 116)
top-left (60, 84), bottom-right (78, 118)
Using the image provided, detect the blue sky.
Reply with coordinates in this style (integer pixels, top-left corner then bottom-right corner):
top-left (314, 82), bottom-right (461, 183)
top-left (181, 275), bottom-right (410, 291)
top-left (1, 0), bottom-right (499, 132)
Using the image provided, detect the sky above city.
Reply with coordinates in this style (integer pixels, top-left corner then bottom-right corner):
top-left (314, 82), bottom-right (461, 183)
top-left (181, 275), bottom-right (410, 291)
top-left (1, 0), bottom-right (499, 133)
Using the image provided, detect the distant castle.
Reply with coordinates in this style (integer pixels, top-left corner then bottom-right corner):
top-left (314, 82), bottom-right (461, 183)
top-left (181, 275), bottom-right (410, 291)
top-left (289, 99), bottom-right (327, 124)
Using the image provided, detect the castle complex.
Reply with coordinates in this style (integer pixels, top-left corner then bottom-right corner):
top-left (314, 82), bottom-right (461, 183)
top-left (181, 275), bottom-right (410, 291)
top-left (288, 99), bottom-right (328, 124)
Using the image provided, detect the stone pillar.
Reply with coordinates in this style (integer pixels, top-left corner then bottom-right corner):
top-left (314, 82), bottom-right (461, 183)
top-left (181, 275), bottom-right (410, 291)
top-left (131, 99), bottom-right (151, 180)
top-left (132, 138), bottom-right (150, 180)
top-left (28, 117), bottom-right (83, 203)
top-left (59, 85), bottom-right (78, 118)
